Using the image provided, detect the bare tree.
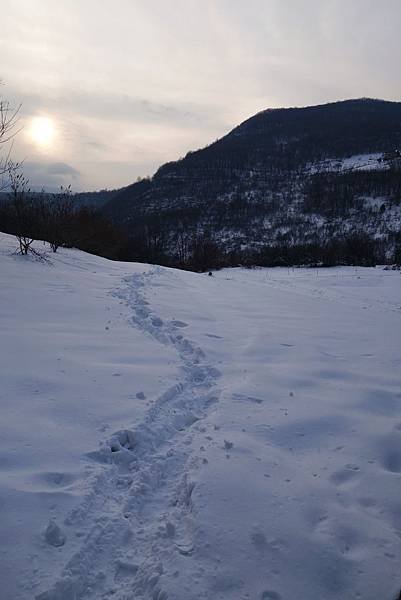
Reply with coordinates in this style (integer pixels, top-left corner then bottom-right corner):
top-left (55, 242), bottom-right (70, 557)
top-left (0, 84), bottom-right (39, 256)
top-left (0, 83), bottom-right (21, 188)
top-left (8, 165), bottom-right (36, 255)
top-left (44, 186), bottom-right (73, 252)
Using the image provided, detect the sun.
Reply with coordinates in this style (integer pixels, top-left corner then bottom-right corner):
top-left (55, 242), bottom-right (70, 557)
top-left (28, 116), bottom-right (56, 148)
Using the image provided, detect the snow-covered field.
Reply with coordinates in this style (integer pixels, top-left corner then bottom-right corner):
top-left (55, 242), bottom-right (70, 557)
top-left (1, 232), bottom-right (401, 600)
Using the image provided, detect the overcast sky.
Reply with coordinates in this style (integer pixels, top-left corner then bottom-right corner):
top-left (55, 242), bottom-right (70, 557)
top-left (2, 0), bottom-right (401, 191)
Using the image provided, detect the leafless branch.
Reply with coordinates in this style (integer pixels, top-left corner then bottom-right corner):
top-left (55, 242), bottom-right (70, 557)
top-left (0, 82), bottom-right (22, 180)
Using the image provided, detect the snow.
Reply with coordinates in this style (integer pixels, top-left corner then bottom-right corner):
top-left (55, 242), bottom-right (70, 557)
top-left (1, 233), bottom-right (401, 600)
top-left (309, 153), bottom-right (387, 173)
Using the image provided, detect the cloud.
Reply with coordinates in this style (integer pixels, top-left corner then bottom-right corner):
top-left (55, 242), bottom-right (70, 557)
top-left (8, 86), bottom-right (229, 130)
top-left (22, 161), bottom-right (82, 191)
top-left (45, 162), bottom-right (80, 177)
top-left (2, 0), bottom-right (401, 190)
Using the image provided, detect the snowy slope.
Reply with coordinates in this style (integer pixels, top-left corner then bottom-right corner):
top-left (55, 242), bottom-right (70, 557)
top-left (1, 233), bottom-right (401, 600)
top-left (308, 152), bottom-right (388, 173)
top-left (0, 234), bottom-right (181, 599)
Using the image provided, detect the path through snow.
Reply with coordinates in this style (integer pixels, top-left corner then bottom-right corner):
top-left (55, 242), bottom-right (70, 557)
top-left (36, 269), bottom-right (221, 600)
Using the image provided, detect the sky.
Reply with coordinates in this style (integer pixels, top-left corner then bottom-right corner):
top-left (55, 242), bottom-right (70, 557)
top-left (2, 0), bottom-right (401, 191)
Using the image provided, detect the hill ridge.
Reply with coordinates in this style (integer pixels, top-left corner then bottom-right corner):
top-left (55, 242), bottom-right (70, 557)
top-left (102, 98), bottom-right (401, 268)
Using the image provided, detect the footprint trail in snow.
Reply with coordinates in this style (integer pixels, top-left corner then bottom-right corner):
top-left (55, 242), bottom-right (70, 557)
top-left (36, 269), bottom-right (221, 600)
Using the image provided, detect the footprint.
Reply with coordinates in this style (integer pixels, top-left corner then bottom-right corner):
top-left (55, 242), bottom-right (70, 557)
top-left (165, 521), bottom-right (176, 538)
top-left (330, 464), bottom-right (360, 486)
top-left (172, 412), bottom-right (200, 431)
top-left (44, 521), bottom-right (66, 547)
top-left (136, 307), bottom-right (150, 319)
top-left (378, 435), bottom-right (401, 473)
top-left (381, 449), bottom-right (401, 473)
top-left (171, 320), bottom-right (188, 328)
top-left (233, 393), bottom-right (263, 405)
top-left (109, 430), bottom-right (137, 452)
top-left (251, 530), bottom-right (267, 551)
top-left (114, 559), bottom-right (139, 581)
top-left (32, 472), bottom-right (77, 491)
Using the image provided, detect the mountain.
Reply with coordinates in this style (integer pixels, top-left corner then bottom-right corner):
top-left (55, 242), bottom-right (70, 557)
top-left (103, 98), bottom-right (401, 267)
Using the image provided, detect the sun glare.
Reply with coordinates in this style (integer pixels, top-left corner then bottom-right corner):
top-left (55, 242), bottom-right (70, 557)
top-left (28, 116), bottom-right (56, 148)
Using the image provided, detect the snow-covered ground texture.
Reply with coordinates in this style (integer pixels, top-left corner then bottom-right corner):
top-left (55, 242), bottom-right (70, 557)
top-left (1, 233), bottom-right (401, 600)
top-left (308, 153), bottom-right (388, 173)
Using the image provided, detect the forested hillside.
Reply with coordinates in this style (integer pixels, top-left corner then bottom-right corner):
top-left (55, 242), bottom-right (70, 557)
top-left (102, 99), bottom-right (401, 268)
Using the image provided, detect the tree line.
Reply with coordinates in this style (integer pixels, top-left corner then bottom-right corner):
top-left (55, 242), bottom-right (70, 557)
top-left (1, 172), bottom-right (400, 270)
top-left (0, 169), bottom-right (129, 259)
